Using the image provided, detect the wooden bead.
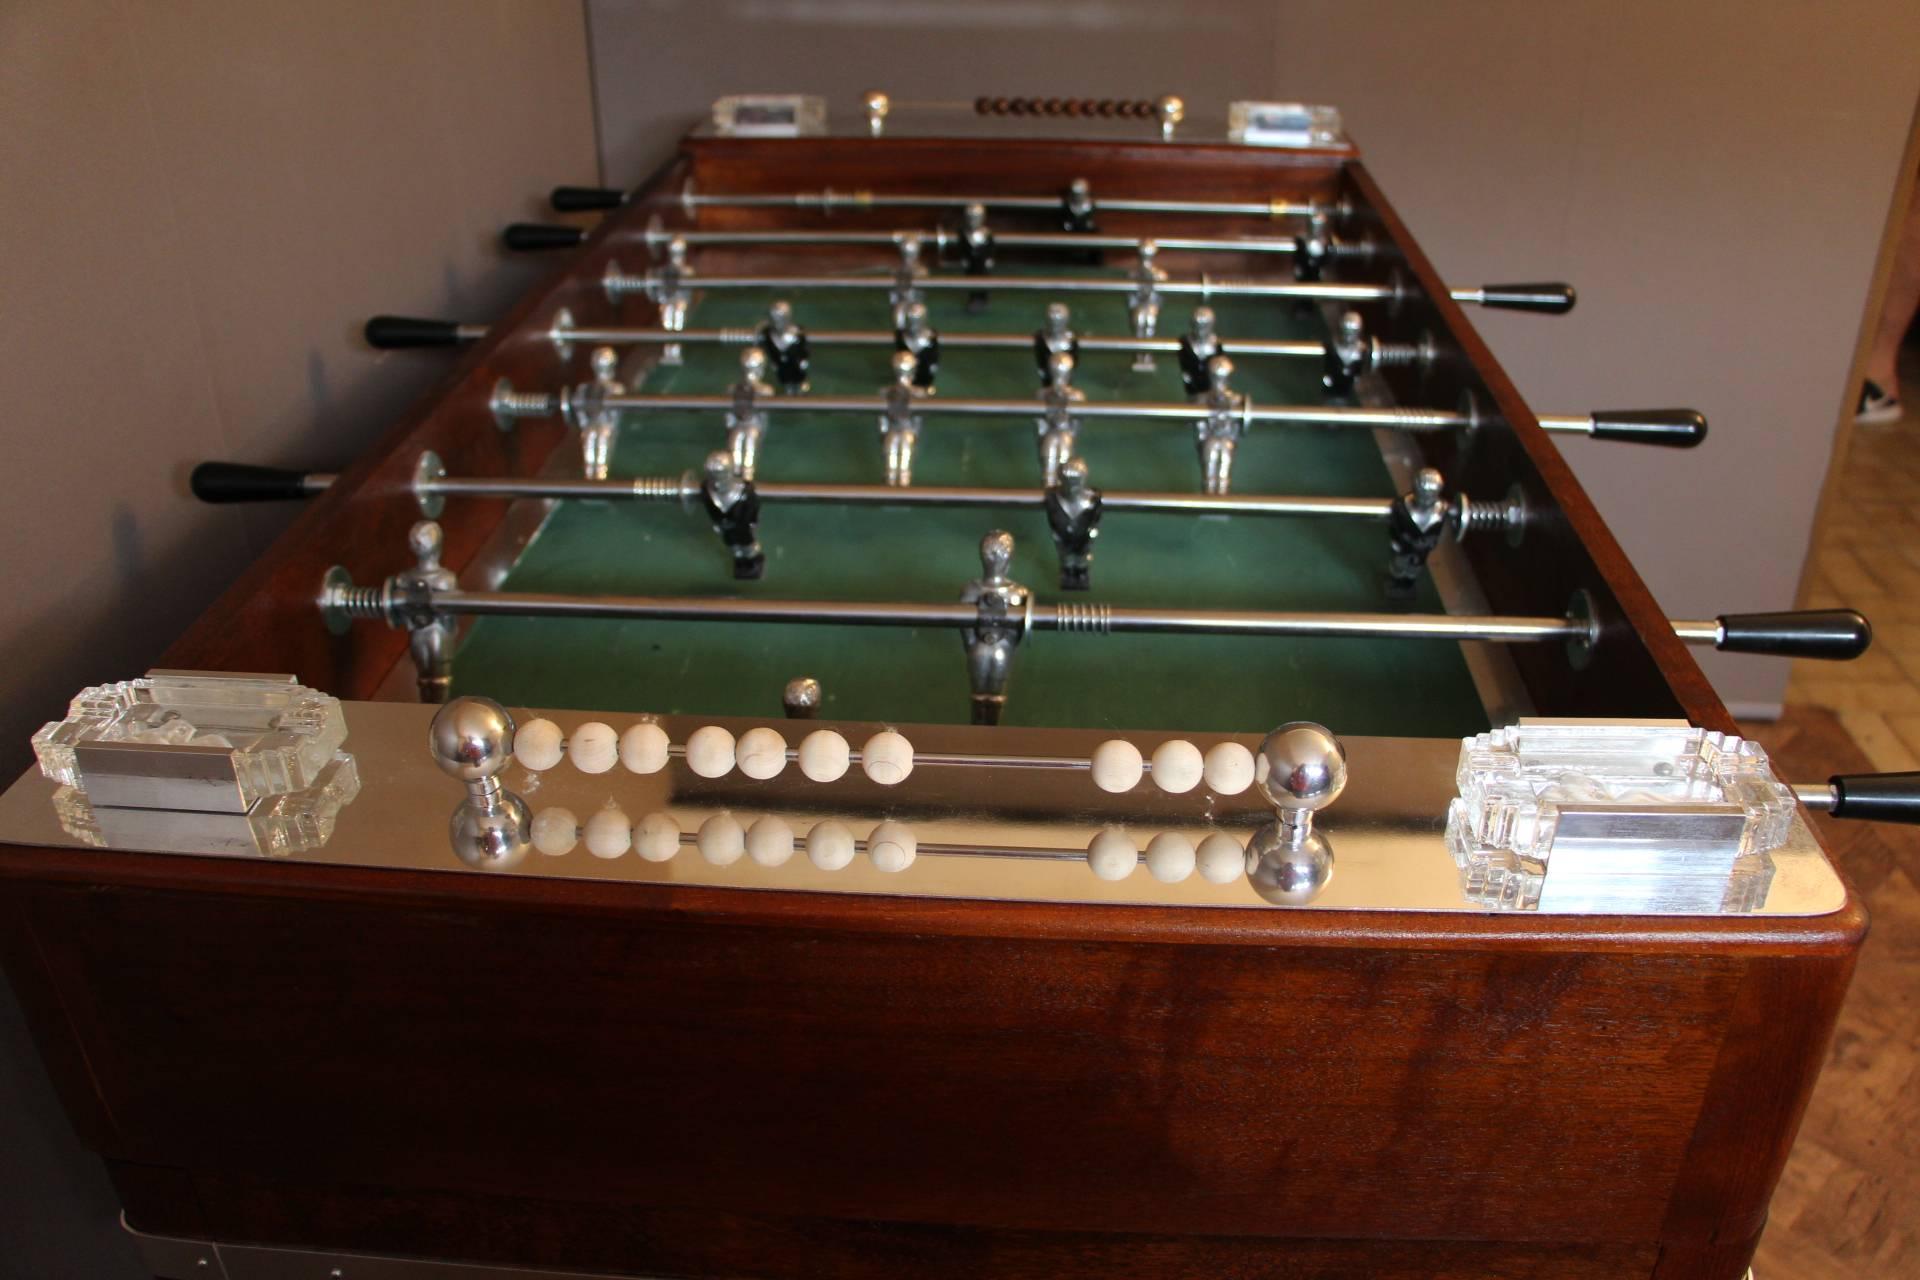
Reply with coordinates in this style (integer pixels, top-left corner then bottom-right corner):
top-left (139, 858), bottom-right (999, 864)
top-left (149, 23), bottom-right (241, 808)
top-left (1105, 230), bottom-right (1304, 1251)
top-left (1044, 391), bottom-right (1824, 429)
top-left (633, 812), bottom-right (680, 863)
top-left (697, 812), bottom-right (746, 866)
top-left (1150, 740), bottom-right (1204, 794)
top-left (1196, 831), bottom-right (1246, 885)
top-left (737, 727), bottom-right (788, 780)
top-left (807, 819), bottom-right (856, 871)
top-left (568, 721), bottom-right (618, 774)
top-left (583, 807), bottom-right (631, 859)
top-left (798, 729), bottom-right (851, 782)
top-left (867, 820), bottom-right (917, 872)
top-left (619, 721), bottom-right (670, 774)
top-left (1203, 741), bottom-right (1256, 795)
top-left (1145, 831), bottom-right (1196, 883)
top-left (515, 717), bottom-right (564, 771)
top-left (861, 731), bottom-right (914, 785)
top-left (1087, 828), bottom-right (1138, 881)
top-left (1090, 739), bottom-right (1144, 793)
top-left (685, 725), bottom-right (737, 779)
top-left (530, 807), bottom-right (577, 857)
top-left (747, 816), bottom-right (796, 867)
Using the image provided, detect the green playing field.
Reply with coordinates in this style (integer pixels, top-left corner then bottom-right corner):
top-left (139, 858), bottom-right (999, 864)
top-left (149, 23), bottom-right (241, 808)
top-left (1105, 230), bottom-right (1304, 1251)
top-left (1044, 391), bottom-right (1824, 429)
top-left (450, 275), bottom-right (1490, 738)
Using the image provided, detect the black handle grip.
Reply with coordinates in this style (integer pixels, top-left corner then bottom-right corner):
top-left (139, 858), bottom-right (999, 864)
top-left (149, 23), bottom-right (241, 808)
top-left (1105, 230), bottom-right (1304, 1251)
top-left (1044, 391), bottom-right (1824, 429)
top-left (502, 223), bottom-right (587, 252)
top-left (1715, 609), bottom-right (1872, 660)
top-left (1477, 283), bottom-right (1577, 314)
top-left (191, 462), bottom-right (329, 504)
top-left (1829, 772), bottom-right (1920, 823)
top-left (1590, 408), bottom-right (1709, 448)
top-left (550, 186), bottom-right (626, 212)
top-left (364, 315), bottom-right (466, 349)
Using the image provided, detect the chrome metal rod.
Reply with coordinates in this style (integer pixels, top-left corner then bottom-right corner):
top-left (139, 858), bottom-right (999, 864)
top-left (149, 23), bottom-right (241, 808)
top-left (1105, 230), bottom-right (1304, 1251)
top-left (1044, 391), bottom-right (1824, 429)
top-left (428, 587), bottom-right (1576, 643)
top-left (1793, 783), bottom-right (1839, 812)
top-left (646, 227), bottom-right (1301, 255)
top-left (597, 391), bottom-right (1469, 432)
top-left (419, 475), bottom-right (1395, 520)
top-left (673, 273), bottom-right (1397, 301)
top-left (681, 190), bottom-right (1316, 218)
top-left (555, 322), bottom-right (1324, 359)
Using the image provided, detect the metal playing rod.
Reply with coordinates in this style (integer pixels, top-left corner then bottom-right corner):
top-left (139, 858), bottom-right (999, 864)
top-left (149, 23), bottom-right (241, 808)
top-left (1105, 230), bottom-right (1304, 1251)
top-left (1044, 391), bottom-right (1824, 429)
top-left (641, 227), bottom-right (1309, 256)
top-left (559, 323), bottom-right (1327, 358)
top-left (677, 190), bottom-right (1319, 219)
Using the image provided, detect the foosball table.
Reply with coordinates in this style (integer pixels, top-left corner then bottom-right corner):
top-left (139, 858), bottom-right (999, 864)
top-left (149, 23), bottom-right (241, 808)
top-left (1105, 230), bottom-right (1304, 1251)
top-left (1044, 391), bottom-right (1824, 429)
top-left (2, 94), bottom-right (1911, 1280)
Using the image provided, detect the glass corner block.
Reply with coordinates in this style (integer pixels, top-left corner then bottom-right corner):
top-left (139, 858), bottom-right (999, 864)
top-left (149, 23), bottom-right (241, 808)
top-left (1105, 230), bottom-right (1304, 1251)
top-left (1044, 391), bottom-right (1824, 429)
top-left (32, 673), bottom-right (347, 809)
top-left (1446, 721), bottom-right (1793, 913)
top-left (711, 94), bottom-right (827, 138)
top-left (1228, 101), bottom-right (1344, 148)
top-left (52, 753), bottom-right (359, 857)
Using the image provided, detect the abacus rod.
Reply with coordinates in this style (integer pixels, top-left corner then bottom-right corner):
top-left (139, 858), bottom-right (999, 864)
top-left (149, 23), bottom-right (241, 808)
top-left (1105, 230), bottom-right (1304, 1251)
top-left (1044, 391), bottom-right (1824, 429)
top-left (555, 323), bottom-right (1325, 358)
top-left (418, 475), bottom-right (1396, 519)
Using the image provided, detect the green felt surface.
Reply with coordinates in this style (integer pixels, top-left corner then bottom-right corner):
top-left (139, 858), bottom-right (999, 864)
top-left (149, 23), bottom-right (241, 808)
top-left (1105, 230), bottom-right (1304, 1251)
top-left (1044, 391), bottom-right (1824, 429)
top-left (450, 281), bottom-right (1490, 737)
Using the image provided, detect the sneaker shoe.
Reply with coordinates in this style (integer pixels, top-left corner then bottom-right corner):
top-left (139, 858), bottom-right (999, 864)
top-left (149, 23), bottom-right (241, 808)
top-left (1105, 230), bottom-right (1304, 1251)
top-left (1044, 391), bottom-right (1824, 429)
top-left (1857, 378), bottom-right (1903, 424)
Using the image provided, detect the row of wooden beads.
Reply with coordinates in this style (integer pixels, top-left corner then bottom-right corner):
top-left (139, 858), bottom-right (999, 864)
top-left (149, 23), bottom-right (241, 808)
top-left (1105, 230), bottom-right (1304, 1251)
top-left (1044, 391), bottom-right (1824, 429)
top-left (531, 808), bottom-right (1250, 886)
top-left (514, 718), bottom-right (914, 785)
top-left (1090, 739), bottom-right (1262, 796)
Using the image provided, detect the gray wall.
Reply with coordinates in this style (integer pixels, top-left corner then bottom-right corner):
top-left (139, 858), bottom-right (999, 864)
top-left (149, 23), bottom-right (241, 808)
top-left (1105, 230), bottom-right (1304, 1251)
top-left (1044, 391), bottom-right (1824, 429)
top-left (589, 0), bottom-right (1920, 716)
top-left (0, 2), bottom-right (597, 1274)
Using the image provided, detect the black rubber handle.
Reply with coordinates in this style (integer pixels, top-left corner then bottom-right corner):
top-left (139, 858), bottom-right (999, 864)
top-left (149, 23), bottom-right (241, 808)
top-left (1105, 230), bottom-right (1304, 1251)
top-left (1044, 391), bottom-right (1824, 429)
top-left (502, 223), bottom-right (587, 252)
top-left (1829, 772), bottom-right (1920, 823)
top-left (1715, 609), bottom-right (1872, 660)
top-left (550, 185), bottom-right (626, 212)
top-left (191, 462), bottom-right (328, 504)
top-left (364, 315), bottom-right (465, 349)
top-left (1590, 408), bottom-right (1709, 448)
top-left (1477, 283), bottom-right (1577, 314)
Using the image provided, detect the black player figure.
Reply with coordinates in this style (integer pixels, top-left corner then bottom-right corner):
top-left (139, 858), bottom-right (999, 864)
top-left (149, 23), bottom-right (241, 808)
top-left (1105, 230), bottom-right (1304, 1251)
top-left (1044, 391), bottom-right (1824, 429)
top-left (1179, 306), bottom-right (1225, 398)
top-left (1321, 309), bottom-right (1371, 400)
top-left (1044, 457), bottom-right (1103, 590)
top-left (700, 451), bottom-right (765, 581)
top-left (894, 301), bottom-right (940, 390)
top-left (1384, 467), bottom-right (1452, 602)
top-left (1059, 178), bottom-right (1101, 265)
top-left (757, 299), bottom-right (811, 393)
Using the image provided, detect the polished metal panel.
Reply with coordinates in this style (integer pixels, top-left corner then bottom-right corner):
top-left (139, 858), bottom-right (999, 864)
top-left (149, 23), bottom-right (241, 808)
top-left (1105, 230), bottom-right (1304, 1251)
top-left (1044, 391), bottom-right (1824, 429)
top-left (0, 701), bottom-right (1847, 917)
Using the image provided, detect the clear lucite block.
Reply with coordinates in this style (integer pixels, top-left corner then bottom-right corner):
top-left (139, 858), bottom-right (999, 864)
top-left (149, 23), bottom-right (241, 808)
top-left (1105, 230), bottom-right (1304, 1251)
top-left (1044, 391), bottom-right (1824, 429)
top-left (711, 94), bottom-right (827, 138)
top-left (1228, 101), bottom-right (1344, 148)
top-left (1446, 721), bottom-right (1793, 913)
top-left (32, 674), bottom-right (346, 811)
top-left (51, 752), bottom-right (360, 856)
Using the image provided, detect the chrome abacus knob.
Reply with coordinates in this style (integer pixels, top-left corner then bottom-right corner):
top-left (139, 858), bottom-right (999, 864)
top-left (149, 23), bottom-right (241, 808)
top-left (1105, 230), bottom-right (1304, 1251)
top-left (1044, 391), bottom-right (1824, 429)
top-left (864, 89), bottom-right (890, 137)
top-left (429, 696), bottom-right (533, 871)
top-left (1247, 721), bottom-right (1345, 905)
top-left (1156, 94), bottom-right (1184, 141)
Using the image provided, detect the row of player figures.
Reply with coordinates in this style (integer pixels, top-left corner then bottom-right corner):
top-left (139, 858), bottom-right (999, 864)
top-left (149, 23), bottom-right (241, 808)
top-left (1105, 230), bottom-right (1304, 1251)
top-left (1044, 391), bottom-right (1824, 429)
top-left (433, 697), bottom-right (1348, 904)
top-left (510, 713), bottom-right (1275, 796)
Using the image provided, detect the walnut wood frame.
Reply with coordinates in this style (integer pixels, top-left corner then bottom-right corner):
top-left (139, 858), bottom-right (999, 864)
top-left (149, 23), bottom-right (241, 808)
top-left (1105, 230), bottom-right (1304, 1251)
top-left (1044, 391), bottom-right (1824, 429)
top-left (0, 134), bottom-right (1858, 1280)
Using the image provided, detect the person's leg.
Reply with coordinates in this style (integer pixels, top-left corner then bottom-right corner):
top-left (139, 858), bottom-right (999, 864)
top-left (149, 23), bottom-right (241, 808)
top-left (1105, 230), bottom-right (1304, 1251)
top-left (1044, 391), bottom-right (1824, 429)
top-left (1863, 190), bottom-right (1920, 400)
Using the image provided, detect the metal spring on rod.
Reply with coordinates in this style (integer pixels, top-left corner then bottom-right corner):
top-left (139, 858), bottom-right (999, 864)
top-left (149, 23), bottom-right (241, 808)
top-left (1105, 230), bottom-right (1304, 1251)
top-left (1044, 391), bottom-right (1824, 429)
top-left (1052, 602), bottom-right (1113, 633)
top-left (628, 475), bottom-right (690, 501)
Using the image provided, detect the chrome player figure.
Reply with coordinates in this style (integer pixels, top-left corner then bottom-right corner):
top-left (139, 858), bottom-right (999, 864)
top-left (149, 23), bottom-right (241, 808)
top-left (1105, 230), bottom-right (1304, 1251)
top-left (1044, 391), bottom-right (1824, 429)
top-left (699, 450), bottom-right (764, 580)
top-left (1322, 308), bottom-right (1371, 397)
top-left (959, 201), bottom-right (995, 312)
top-left (879, 348), bottom-right (925, 486)
top-left (1035, 349), bottom-right (1085, 487)
top-left (724, 346), bottom-right (775, 480)
top-left (757, 299), bottom-right (811, 393)
top-left (1044, 456), bottom-right (1103, 590)
top-left (1194, 355), bottom-right (1248, 494)
top-left (960, 530), bottom-right (1030, 725)
top-left (1385, 466), bottom-right (1453, 600)
top-left (895, 301), bottom-right (940, 390)
top-left (579, 346), bottom-right (624, 481)
top-left (889, 235), bottom-right (924, 330)
top-left (1032, 301), bottom-right (1079, 386)
top-left (1178, 305), bottom-right (1223, 398)
top-left (1128, 239), bottom-right (1165, 370)
top-left (651, 235), bottom-right (692, 364)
